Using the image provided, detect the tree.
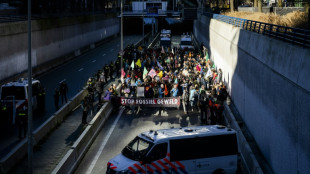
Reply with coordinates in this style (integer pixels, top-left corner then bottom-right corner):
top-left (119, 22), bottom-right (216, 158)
top-left (254, 0), bottom-right (258, 7)
top-left (258, 0), bottom-right (262, 12)
top-left (230, 0), bottom-right (234, 12)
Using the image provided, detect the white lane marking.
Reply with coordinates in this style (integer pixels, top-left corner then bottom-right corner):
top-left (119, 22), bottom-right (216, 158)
top-left (110, 49), bottom-right (114, 51)
top-left (86, 107), bottom-right (124, 174)
top-left (102, 54), bottom-right (106, 57)
top-left (92, 60), bottom-right (96, 63)
top-left (78, 68), bottom-right (84, 72)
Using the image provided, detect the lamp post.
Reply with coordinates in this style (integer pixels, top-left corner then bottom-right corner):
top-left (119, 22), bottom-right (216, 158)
top-left (121, 0), bottom-right (123, 77)
top-left (142, 11), bottom-right (144, 46)
top-left (27, 0), bottom-right (33, 173)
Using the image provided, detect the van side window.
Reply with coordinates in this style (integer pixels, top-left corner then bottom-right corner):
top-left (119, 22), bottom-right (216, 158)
top-left (147, 143), bottom-right (167, 161)
top-left (170, 134), bottom-right (238, 161)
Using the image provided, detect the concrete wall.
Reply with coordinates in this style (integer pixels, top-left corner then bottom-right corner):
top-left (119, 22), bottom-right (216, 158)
top-left (0, 17), bottom-right (119, 82)
top-left (194, 14), bottom-right (310, 174)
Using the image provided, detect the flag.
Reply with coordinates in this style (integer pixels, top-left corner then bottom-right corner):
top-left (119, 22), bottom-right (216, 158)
top-left (158, 71), bottom-right (163, 78)
top-left (136, 59), bottom-right (141, 68)
top-left (161, 46), bottom-right (165, 54)
top-left (121, 68), bottom-right (126, 78)
top-left (131, 60), bottom-right (135, 69)
top-left (174, 78), bottom-right (178, 84)
top-left (196, 64), bottom-right (201, 72)
top-left (205, 52), bottom-right (209, 60)
top-left (148, 69), bottom-right (157, 78)
top-left (164, 84), bottom-right (168, 96)
top-left (172, 47), bottom-right (174, 55)
top-left (143, 67), bottom-right (148, 79)
top-left (157, 61), bottom-right (164, 70)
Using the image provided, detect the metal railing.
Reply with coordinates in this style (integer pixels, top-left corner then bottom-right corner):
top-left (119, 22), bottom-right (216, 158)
top-left (203, 13), bottom-right (310, 48)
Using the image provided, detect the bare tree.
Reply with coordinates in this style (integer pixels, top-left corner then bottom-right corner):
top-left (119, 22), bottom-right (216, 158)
top-left (230, 0), bottom-right (234, 12)
top-left (258, 0), bottom-right (262, 12)
top-left (254, 0), bottom-right (258, 7)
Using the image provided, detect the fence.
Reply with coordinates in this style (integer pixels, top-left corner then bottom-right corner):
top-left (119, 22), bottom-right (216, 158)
top-left (204, 13), bottom-right (310, 48)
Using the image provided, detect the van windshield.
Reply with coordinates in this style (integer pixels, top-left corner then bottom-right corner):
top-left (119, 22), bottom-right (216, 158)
top-left (122, 136), bottom-right (153, 161)
top-left (1, 86), bottom-right (25, 100)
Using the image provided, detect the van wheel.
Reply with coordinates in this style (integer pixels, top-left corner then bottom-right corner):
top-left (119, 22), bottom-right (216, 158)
top-left (212, 169), bottom-right (226, 174)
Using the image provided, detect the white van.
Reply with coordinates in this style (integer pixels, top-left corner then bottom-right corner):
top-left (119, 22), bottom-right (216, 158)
top-left (106, 125), bottom-right (239, 174)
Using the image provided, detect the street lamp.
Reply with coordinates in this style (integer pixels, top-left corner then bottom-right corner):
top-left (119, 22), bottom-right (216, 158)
top-left (120, 0), bottom-right (124, 80)
top-left (27, 0), bottom-right (33, 173)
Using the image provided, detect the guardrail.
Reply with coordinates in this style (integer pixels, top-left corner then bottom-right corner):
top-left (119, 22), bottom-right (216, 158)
top-left (203, 13), bottom-right (310, 48)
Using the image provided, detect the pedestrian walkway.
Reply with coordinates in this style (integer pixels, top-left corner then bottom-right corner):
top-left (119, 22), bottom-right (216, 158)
top-left (8, 78), bottom-right (120, 174)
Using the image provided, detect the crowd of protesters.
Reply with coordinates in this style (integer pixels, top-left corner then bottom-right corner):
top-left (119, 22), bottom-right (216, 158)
top-left (78, 43), bottom-right (228, 125)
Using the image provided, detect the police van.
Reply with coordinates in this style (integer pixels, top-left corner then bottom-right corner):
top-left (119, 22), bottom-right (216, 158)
top-left (180, 33), bottom-right (193, 49)
top-left (0, 78), bottom-right (45, 124)
top-left (106, 125), bottom-right (239, 174)
top-left (160, 29), bottom-right (171, 48)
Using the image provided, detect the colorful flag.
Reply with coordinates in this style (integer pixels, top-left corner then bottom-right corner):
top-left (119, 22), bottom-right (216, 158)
top-left (158, 71), bottom-right (163, 78)
top-left (157, 61), bottom-right (164, 70)
top-left (196, 64), bottom-right (201, 72)
top-left (143, 67), bottom-right (148, 79)
top-left (205, 52), bottom-right (209, 60)
top-left (131, 60), bottom-right (135, 69)
top-left (148, 69), bottom-right (157, 78)
top-left (174, 78), bottom-right (178, 84)
top-left (121, 68), bottom-right (126, 78)
top-left (136, 59), bottom-right (141, 68)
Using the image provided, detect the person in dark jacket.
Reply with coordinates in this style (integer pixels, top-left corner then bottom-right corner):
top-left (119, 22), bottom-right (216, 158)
top-left (54, 88), bottom-right (60, 110)
top-left (59, 81), bottom-right (68, 104)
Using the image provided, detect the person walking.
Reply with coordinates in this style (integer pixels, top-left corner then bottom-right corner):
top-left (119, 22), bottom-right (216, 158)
top-left (104, 64), bottom-right (110, 82)
top-left (54, 88), bottom-right (60, 110)
top-left (182, 87), bottom-right (189, 114)
top-left (17, 106), bottom-right (28, 139)
top-left (81, 96), bottom-right (89, 124)
top-left (59, 81), bottom-right (69, 104)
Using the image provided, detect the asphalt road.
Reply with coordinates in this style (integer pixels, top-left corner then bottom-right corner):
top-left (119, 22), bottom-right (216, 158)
top-left (74, 107), bottom-right (202, 174)
top-left (0, 35), bottom-right (142, 159)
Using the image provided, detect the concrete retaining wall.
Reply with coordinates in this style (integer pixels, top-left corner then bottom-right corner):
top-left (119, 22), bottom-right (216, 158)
top-left (194, 14), bottom-right (310, 174)
top-left (0, 17), bottom-right (120, 82)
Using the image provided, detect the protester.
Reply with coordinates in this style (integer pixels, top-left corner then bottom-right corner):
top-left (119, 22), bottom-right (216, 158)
top-left (59, 81), bottom-right (68, 104)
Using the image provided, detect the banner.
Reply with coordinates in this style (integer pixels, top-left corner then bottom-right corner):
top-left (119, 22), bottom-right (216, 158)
top-left (120, 97), bottom-right (180, 107)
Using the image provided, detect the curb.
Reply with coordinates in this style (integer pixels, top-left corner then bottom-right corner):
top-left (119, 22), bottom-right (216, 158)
top-left (51, 102), bottom-right (113, 174)
top-left (223, 102), bottom-right (264, 174)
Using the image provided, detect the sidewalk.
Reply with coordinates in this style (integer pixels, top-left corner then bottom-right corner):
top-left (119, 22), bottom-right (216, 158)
top-left (7, 78), bottom-right (120, 174)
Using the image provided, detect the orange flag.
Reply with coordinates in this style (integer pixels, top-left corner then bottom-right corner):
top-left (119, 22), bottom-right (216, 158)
top-left (164, 84), bottom-right (168, 96)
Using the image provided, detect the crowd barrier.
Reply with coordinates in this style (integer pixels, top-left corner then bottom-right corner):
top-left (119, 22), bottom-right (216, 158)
top-left (223, 101), bottom-right (264, 174)
top-left (0, 89), bottom-right (88, 174)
